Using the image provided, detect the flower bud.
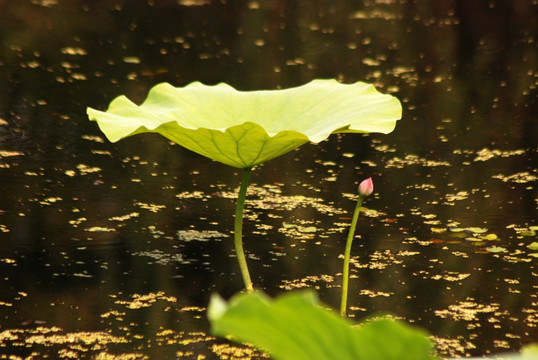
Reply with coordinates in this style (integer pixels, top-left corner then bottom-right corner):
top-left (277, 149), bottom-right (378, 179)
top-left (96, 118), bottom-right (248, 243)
top-left (358, 177), bottom-right (374, 197)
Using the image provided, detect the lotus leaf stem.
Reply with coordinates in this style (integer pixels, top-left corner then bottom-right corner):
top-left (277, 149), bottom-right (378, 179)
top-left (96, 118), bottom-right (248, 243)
top-left (234, 167), bottom-right (254, 293)
top-left (340, 194), bottom-right (364, 316)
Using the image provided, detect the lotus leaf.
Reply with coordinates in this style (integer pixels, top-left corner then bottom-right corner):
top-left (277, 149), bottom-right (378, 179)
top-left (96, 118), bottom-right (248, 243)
top-left (87, 79), bottom-right (402, 168)
top-left (209, 291), bottom-right (538, 360)
top-left (208, 290), bottom-right (436, 360)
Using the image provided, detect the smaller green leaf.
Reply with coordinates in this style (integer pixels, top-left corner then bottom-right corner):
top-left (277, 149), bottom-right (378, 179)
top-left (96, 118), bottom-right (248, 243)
top-left (465, 237), bottom-right (483, 242)
top-left (527, 242), bottom-right (538, 251)
top-left (481, 233), bottom-right (499, 241)
top-left (486, 246), bottom-right (507, 253)
top-left (208, 290), bottom-right (436, 360)
top-left (465, 227), bottom-right (488, 234)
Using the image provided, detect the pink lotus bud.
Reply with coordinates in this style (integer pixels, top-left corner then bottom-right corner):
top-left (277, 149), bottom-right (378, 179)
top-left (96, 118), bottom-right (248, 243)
top-left (358, 177), bottom-right (374, 197)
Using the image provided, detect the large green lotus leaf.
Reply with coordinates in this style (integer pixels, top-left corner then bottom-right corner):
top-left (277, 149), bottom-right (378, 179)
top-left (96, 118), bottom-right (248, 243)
top-left (208, 291), bottom-right (436, 360)
top-left (87, 79), bottom-right (402, 168)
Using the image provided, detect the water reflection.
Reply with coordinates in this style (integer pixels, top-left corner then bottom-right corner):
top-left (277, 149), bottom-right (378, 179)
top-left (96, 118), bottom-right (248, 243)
top-left (0, 0), bottom-right (536, 358)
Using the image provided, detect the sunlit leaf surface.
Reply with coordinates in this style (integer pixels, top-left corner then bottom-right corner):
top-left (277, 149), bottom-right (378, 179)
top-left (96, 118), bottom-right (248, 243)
top-left (87, 79), bottom-right (402, 168)
top-left (208, 291), bottom-right (436, 360)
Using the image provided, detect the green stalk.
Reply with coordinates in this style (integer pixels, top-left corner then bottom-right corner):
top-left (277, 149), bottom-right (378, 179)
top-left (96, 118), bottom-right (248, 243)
top-left (234, 167), bottom-right (254, 293)
top-left (340, 194), bottom-right (364, 317)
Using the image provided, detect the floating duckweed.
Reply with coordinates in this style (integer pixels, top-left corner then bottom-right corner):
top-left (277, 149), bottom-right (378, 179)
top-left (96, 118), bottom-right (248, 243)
top-left (473, 148), bottom-right (525, 162)
top-left (177, 0), bottom-right (211, 6)
top-left (81, 134), bottom-right (105, 143)
top-left (25, 330), bottom-right (129, 345)
top-left (39, 197), bottom-right (62, 205)
top-left (85, 226), bottom-right (115, 232)
top-left (95, 351), bottom-right (148, 360)
top-left (100, 310), bottom-right (125, 319)
top-left (350, 9), bottom-right (401, 20)
top-left (279, 227), bottom-right (316, 240)
top-left (77, 163), bottom-right (102, 174)
top-left (135, 202), bottom-right (166, 213)
top-left (132, 250), bottom-right (189, 265)
top-left (224, 186), bottom-right (345, 215)
top-left (435, 300), bottom-right (500, 322)
top-left (180, 306), bottom-right (205, 312)
top-left (91, 149), bottom-right (112, 156)
top-left (396, 250), bottom-right (420, 257)
top-left (178, 230), bottom-right (228, 242)
top-left (431, 272), bottom-right (471, 282)
top-left (444, 191), bottom-right (469, 204)
top-left (176, 191), bottom-right (207, 199)
top-left (359, 289), bottom-right (393, 297)
top-left (114, 291), bottom-right (177, 309)
top-left (432, 336), bottom-right (476, 358)
top-left (347, 250), bottom-right (403, 270)
top-left (493, 172), bottom-right (538, 183)
top-left (279, 275), bottom-right (335, 290)
top-left (385, 154), bottom-right (451, 168)
top-left (0, 150), bottom-right (24, 157)
top-left (211, 343), bottom-right (270, 359)
top-left (69, 217), bottom-right (87, 227)
top-left (61, 46), bottom-right (87, 55)
top-left (109, 213), bottom-right (140, 222)
top-left (122, 56), bottom-right (141, 64)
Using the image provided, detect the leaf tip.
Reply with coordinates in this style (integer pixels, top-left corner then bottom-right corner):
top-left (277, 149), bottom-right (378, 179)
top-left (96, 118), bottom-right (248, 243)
top-left (208, 293), bottom-right (228, 321)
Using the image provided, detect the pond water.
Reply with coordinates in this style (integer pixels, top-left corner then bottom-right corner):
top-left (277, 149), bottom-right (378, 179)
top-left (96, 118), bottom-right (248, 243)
top-left (0, 0), bottom-right (537, 359)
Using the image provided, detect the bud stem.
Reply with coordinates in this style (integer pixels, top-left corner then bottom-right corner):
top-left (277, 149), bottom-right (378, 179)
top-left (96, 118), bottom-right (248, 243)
top-left (340, 193), bottom-right (364, 317)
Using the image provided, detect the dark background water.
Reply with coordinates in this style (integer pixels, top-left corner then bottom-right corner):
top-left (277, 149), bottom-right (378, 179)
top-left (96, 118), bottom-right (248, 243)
top-left (0, 0), bottom-right (536, 359)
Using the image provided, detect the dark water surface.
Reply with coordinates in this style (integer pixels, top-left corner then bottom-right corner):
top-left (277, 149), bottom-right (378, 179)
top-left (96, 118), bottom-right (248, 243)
top-left (0, 1), bottom-right (537, 359)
